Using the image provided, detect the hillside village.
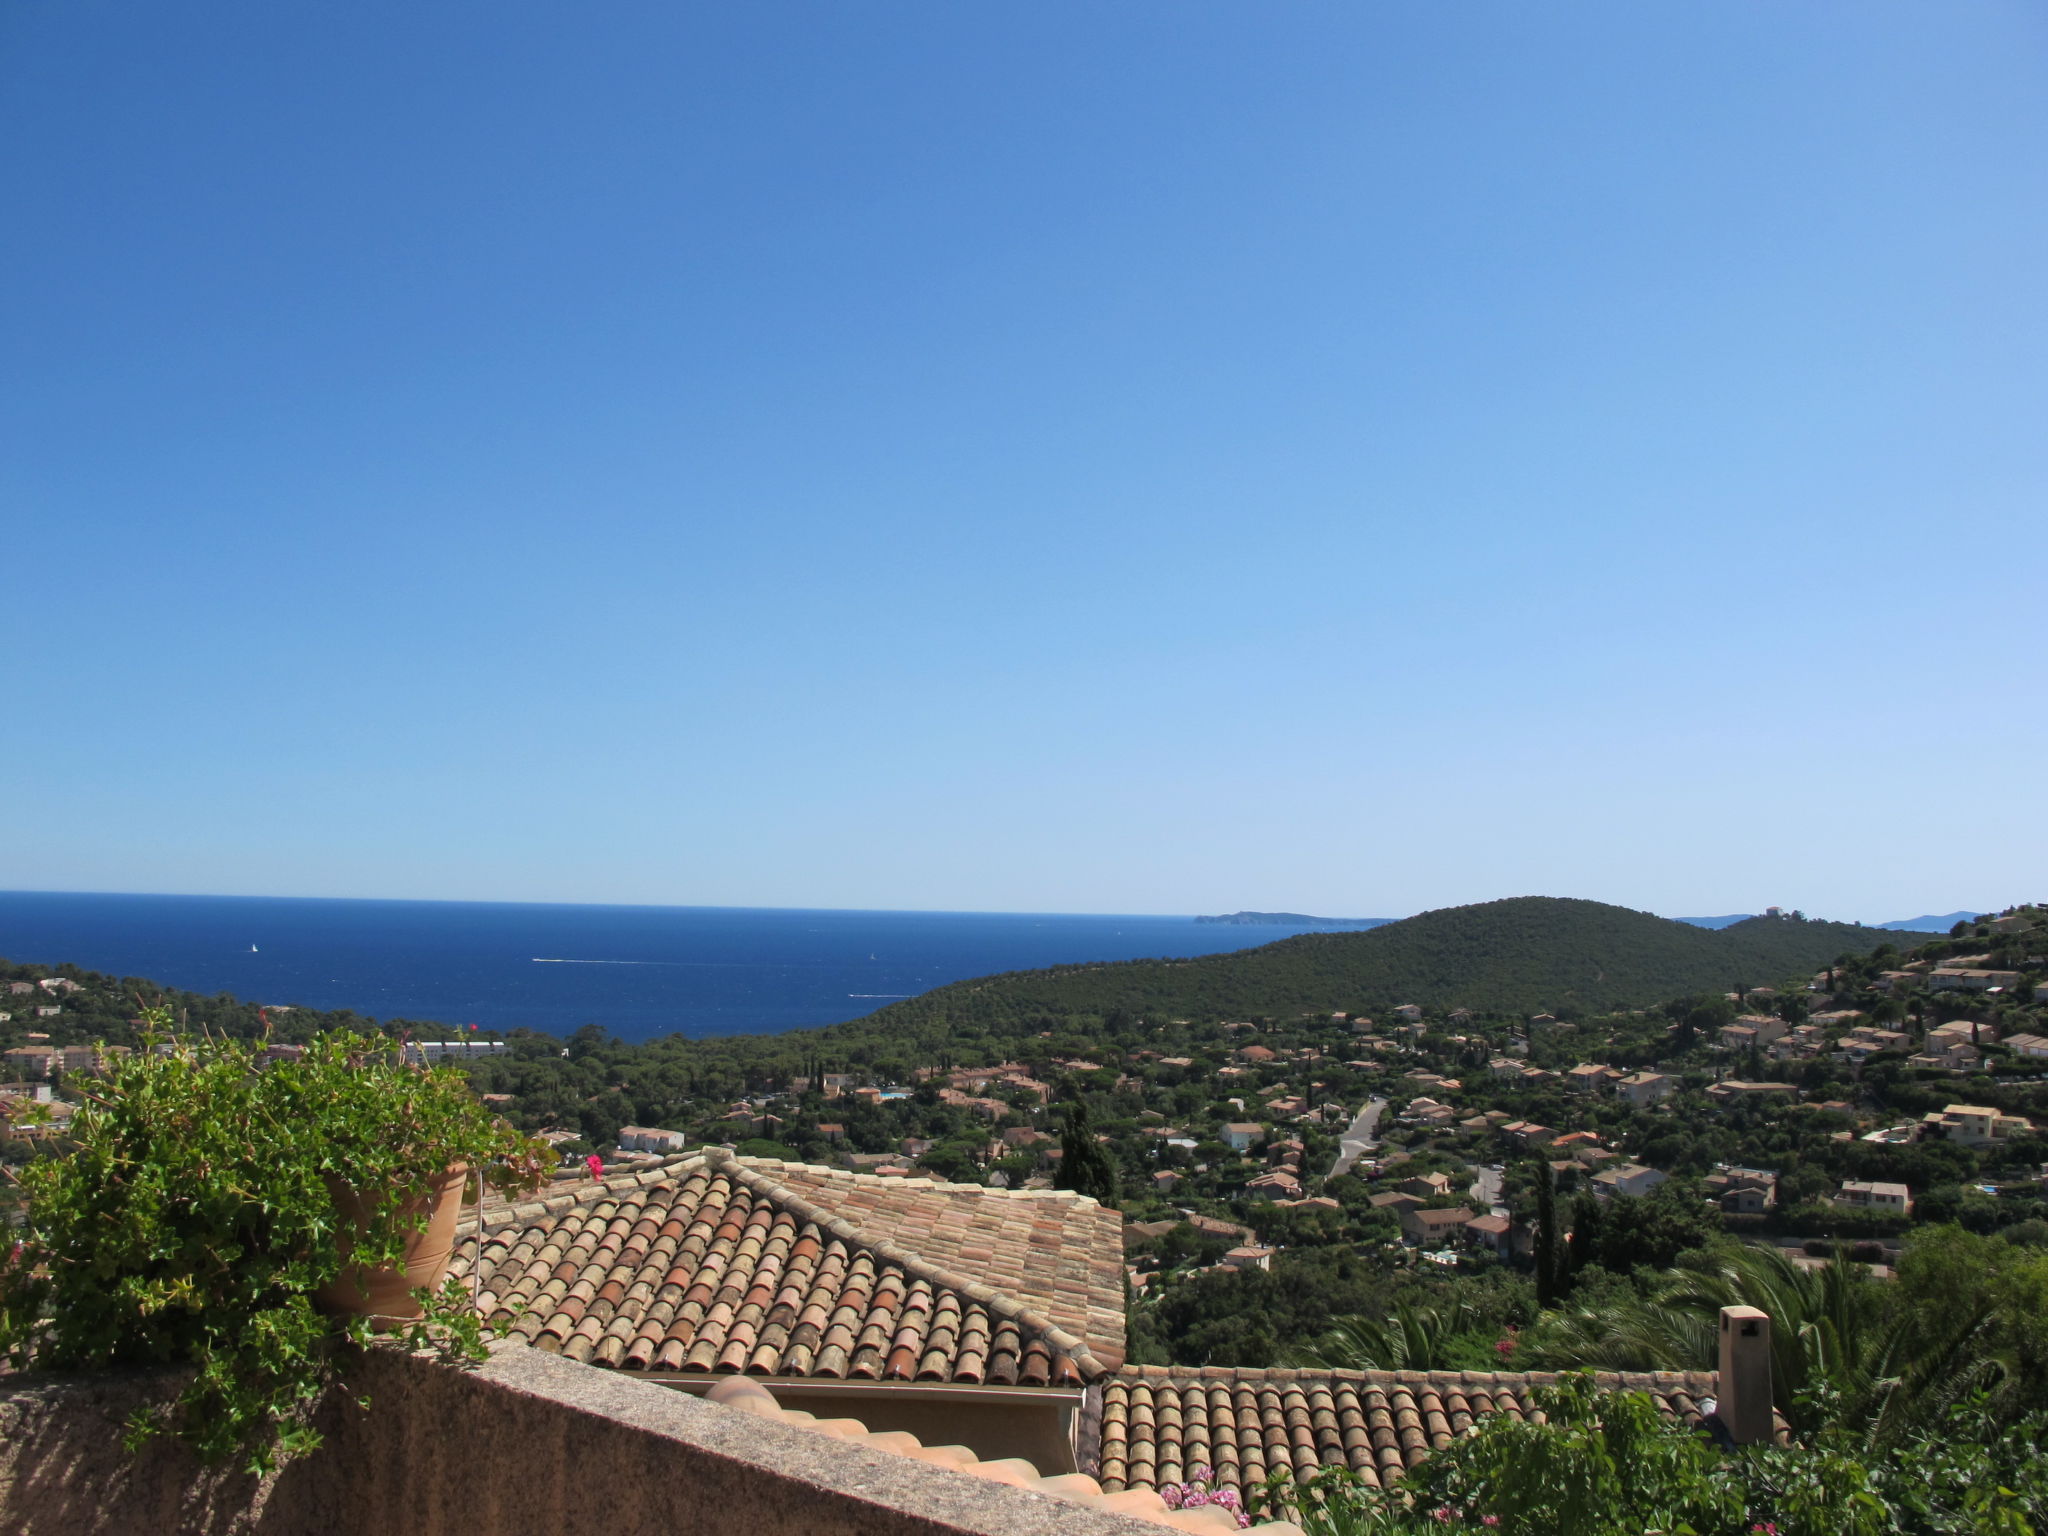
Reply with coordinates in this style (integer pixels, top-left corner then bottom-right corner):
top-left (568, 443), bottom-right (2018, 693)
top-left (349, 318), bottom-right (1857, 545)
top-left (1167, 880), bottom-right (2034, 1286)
top-left (7, 903), bottom-right (2047, 1368)
top-left (9, 900), bottom-right (2048, 1536)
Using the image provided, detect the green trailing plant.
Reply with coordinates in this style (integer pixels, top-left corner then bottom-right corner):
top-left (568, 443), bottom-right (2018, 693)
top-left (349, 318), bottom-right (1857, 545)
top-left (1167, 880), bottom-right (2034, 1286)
top-left (0, 1013), bottom-right (549, 1472)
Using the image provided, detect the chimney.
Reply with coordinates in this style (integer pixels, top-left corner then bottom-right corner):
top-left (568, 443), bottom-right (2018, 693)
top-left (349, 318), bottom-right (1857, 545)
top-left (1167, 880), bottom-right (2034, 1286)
top-left (1717, 1305), bottom-right (1773, 1444)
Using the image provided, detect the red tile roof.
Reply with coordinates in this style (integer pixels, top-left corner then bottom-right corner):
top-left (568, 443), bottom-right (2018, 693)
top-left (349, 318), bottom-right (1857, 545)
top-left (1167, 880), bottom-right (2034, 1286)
top-left (761, 1160), bottom-right (1127, 1361)
top-left (1090, 1366), bottom-right (1723, 1495)
top-left (458, 1151), bottom-right (1123, 1387)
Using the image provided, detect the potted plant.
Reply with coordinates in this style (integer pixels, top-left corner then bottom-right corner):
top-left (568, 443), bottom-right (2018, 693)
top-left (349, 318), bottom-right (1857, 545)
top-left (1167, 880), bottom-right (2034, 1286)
top-left (0, 1009), bottom-right (549, 1471)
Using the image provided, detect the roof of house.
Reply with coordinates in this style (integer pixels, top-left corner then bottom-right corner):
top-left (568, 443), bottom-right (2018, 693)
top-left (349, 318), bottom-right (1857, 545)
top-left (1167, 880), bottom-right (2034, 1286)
top-left (1592, 1163), bottom-right (1662, 1184)
top-left (1089, 1367), bottom-right (1725, 1496)
top-left (1406, 1206), bottom-right (1476, 1228)
top-left (459, 1151), bottom-right (1125, 1387)
top-left (1247, 1170), bottom-right (1303, 1188)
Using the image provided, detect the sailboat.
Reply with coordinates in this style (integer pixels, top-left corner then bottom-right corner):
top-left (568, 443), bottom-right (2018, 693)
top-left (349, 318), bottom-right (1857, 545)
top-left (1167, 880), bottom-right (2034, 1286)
top-left (249, 945), bottom-right (259, 953)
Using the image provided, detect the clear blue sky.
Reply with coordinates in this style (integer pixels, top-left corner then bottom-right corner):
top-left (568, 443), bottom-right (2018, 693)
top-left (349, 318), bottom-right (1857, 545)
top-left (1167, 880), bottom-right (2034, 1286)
top-left (4, 2), bottom-right (2043, 923)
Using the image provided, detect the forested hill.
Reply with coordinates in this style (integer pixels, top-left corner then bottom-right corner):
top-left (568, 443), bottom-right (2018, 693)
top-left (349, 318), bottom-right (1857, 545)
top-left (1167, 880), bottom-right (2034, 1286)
top-left (850, 897), bottom-right (1932, 1031)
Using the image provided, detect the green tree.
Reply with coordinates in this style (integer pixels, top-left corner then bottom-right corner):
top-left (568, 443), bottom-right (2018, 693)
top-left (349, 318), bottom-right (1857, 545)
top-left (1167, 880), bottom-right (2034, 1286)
top-left (1567, 1189), bottom-right (1603, 1276)
top-left (1533, 1159), bottom-right (1564, 1305)
top-left (1056, 1098), bottom-right (1119, 1207)
top-left (1290, 1299), bottom-right (1478, 1372)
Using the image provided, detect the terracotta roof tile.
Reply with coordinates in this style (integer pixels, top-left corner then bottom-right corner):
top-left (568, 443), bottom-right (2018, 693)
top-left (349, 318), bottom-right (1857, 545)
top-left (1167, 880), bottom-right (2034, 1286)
top-left (765, 1160), bottom-right (1127, 1366)
top-left (455, 1151), bottom-right (1121, 1387)
top-left (1090, 1366), bottom-right (1726, 1495)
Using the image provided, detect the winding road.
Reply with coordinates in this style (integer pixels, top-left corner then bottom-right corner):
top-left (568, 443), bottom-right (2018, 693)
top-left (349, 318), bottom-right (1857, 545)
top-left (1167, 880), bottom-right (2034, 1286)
top-left (1328, 1096), bottom-right (1386, 1178)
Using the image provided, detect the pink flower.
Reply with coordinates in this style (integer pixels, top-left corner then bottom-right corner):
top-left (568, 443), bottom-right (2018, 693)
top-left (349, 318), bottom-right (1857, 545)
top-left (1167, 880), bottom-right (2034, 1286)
top-left (1433, 1508), bottom-right (1457, 1524)
top-left (1161, 1485), bottom-right (1184, 1509)
top-left (1482, 1519), bottom-right (1500, 1528)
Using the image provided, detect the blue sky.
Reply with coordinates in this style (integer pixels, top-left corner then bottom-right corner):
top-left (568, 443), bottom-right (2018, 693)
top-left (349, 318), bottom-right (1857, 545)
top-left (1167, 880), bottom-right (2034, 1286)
top-left (4, 2), bottom-right (2043, 922)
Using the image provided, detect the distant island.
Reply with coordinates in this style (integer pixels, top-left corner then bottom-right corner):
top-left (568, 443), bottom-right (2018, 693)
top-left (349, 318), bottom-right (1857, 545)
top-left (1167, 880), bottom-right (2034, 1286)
top-left (1194, 911), bottom-right (1395, 929)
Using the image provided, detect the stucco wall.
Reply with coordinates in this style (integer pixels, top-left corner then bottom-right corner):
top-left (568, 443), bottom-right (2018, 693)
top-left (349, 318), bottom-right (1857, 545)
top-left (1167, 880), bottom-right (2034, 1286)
top-left (0, 1344), bottom-right (1167, 1536)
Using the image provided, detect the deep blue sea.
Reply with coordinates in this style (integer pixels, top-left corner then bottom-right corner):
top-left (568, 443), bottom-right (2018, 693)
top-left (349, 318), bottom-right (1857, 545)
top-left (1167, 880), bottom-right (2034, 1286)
top-left (0, 892), bottom-right (1341, 1043)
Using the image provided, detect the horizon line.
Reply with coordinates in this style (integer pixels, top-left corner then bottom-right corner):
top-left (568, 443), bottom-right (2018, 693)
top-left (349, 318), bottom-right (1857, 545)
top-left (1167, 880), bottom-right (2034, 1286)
top-left (0, 886), bottom-right (1990, 929)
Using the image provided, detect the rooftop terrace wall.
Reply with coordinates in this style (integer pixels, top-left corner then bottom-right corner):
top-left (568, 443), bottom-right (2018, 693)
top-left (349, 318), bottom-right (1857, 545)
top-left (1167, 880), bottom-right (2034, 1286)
top-left (0, 1343), bottom-right (1210, 1536)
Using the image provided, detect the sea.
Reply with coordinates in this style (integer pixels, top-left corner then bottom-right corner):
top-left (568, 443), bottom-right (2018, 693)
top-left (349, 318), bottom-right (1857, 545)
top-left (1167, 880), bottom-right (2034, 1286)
top-left (0, 891), bottom-right (1344, 1044)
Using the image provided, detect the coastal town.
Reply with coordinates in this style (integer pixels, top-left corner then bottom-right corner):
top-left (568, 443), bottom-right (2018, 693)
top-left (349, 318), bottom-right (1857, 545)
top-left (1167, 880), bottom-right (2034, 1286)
top-left (8, 905), bottom-right (2048, 1535)
top-left (10, 906), bottom-right (2047, 1367)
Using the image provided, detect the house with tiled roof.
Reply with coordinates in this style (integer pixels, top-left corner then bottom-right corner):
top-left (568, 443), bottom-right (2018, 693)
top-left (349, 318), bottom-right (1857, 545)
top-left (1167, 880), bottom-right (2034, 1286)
top-left (1615, 1070), bottom-right (1675, 1107)
top-left (617, 1125), bottom-right (688, 1153)
top-left (1463, 1212), bottom-right (1511, 1257)
top-left (458, 1150), bottom-right (1126, 1470)
top-left (1399, 1205), bottom-right (1475, 1244)
top-left (443, 1148), bottom-right (1789, 1513)
top-left (1706, 1080), bottom-right (1797, 1108)
top-left (1244, 1170), bottom-right (1303, 1200)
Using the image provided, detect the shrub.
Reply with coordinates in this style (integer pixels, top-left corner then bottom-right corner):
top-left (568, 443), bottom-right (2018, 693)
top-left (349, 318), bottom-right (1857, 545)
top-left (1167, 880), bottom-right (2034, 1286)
top-left (0, 1016), bottom-right (548, 1470)
top-left (1251, 1373), bottom-right (1899, 1536)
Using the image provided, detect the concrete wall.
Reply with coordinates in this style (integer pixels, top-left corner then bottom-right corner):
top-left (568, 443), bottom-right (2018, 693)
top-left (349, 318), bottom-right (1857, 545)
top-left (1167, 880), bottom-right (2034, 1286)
top-left (0, 1344), bottom-right (1168, 1536)
top-left (718, 1385), bottom-right (1078, 1474)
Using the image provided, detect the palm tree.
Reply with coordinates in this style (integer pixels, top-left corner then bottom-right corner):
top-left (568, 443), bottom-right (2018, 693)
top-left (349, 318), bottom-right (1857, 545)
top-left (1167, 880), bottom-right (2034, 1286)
top-left (1528, 1242), bottom-right (2006, 1446)
top-left (1291, 1298), bottom-right (1479, 1372)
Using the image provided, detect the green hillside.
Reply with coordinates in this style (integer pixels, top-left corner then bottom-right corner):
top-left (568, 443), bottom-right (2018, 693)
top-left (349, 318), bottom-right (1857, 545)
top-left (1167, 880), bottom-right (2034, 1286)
top-left (848, 897), bottom-right (1932, 1031)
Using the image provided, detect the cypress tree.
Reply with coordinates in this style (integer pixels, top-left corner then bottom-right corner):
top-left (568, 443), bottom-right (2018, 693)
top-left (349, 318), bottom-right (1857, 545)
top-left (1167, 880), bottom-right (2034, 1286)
top-left (1533, 1160), bottom-right (1561, 1306)
top-left (1057, 1099), bottom-right (1120, 1208)
top-left (1568, 1189), bottom-right (1603, 1276)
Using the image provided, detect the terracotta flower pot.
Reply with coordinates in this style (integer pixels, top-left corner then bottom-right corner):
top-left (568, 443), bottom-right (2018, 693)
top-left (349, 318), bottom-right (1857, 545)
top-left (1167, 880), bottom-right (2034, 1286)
top-left (314, 1164), bottom-right (471, 1325)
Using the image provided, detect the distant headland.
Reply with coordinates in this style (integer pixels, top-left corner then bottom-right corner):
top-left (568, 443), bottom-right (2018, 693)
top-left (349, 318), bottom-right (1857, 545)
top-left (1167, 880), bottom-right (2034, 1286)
top-left (1193, 911), bottom-right (1396, 929)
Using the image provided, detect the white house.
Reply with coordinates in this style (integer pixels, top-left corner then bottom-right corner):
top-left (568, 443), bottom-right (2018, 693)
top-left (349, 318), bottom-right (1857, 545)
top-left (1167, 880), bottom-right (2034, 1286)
top-left (1615, 1071), bottom-right (1675, 1108)
top-left (1928, 969), bottom-right (2021, 993)
top-left (1921, 1104), bottom-right (2031, 1148)
top-left (1590, 1163), bottom-right (1668, 1199)
top-left (403, 1039), bottom-right (510, 1063)
top-left (1836, 1181), bottom-right (1912, 1216)
top-left (616, 1126), bottom-right (688, 1154)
